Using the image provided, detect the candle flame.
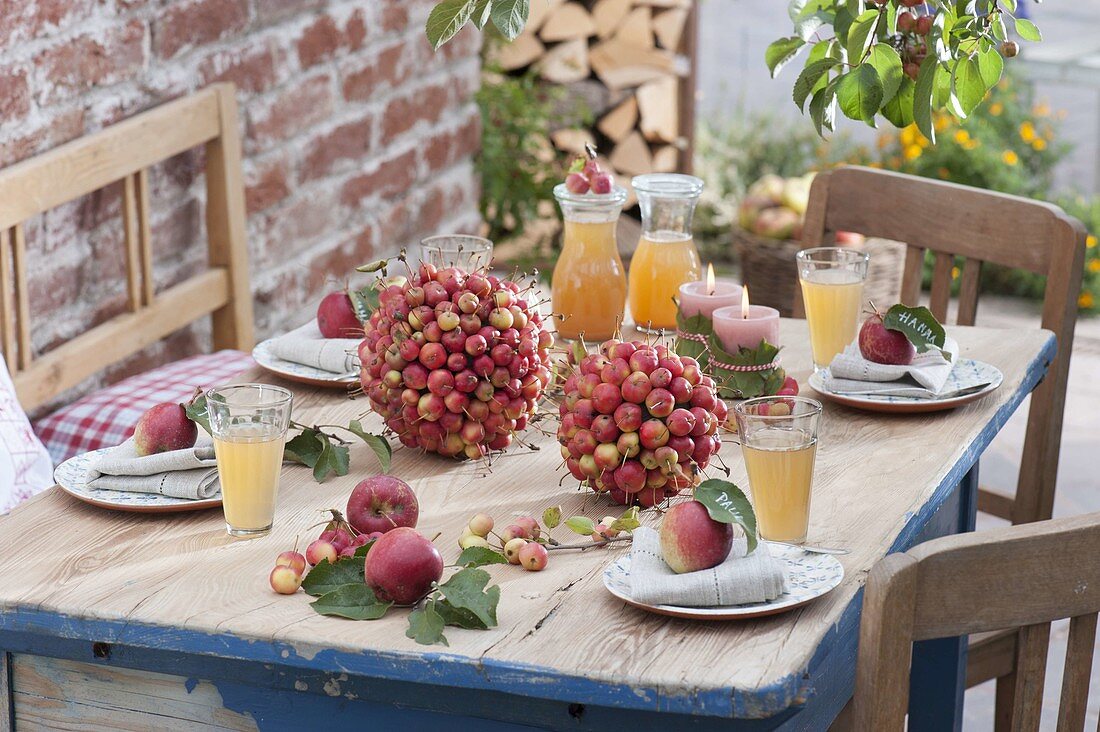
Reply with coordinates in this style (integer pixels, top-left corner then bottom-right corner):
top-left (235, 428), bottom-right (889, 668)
top-left (706, 264), bottom-right (716, 296)
top-left (742, 285), bottom-right (750, 319)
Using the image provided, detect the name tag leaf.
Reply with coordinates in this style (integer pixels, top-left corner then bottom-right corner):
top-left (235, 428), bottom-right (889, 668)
top-left (694, 479), bottom-right (759, 554)
top-left (883, 303), bottom-right (951, 361)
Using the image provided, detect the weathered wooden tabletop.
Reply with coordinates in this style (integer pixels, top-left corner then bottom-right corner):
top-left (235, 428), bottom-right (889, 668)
top-left (0, 319), bottom-right (1055, 727)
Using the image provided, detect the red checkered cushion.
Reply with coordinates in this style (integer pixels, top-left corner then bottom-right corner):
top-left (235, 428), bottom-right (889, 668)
top-left (34, 350), bottom-right (255, 465)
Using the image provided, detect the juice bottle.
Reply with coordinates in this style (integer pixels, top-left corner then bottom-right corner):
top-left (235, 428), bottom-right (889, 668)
top-left (551, 183), bottom-right (628, 341)
top-left (628, 174), bottom-right (704, 332)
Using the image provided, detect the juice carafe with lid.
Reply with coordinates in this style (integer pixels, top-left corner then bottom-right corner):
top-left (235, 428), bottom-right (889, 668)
top-left (627, 174), bottom-right (704, 332)
top-left (551, 183), bottom-right (629, 341)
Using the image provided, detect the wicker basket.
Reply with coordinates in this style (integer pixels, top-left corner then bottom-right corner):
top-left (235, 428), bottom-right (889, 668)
top-left (733, 229), bottom-right (906, 316)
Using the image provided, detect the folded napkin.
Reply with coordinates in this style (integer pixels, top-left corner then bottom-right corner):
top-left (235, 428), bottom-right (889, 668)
top-left (628, 527), bottom-right (787, 607)
top-left (85, 436), bottom-right (219, 500)
top-left (824, 337), bottom-right (960, 398)
top-left (269, 322), bottom-right (359, 375)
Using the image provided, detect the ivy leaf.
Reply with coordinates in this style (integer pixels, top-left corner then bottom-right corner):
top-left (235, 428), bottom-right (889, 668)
top-left (435, 568), bottom-right (500, 629)
top-left (565, 516), bottom-right (596, 536)
top-left (542, 505), bottom-right (562, 530)
top-left (866, 44), bottom-right (903, 109)
top-left (426, 0), bottom-right (476, 50)
top-left (456, 546), bottom-right (508, 568)
top-left (406, 603), bottom-right (448, 645)
top-left (793, 58), bottom-right (839, 112)
top-left (301, 557), bottom-right (366, 596)
top-left (693, 479), bottom-right (758, 554)
top-left (183, 393), bottom-right (212, 436)
top-left (836, 64), bottom-right (883, 124)
top-left (1014, 17), bottom-right (1041, 42)
top-left (284, 429), bottom-right (325, 468)
top-left (882, 304), bottom-right (951, 360)
top-left (490, 0), bottom-right (529, 41)
top-left (881, 77), bottom-right (915, 128)
top-left (347, 420), bottom-right (392, 473)
top-left (310, 584), bottom-right (392, 620)
top-left (765, 36), bottom-right (806, 78)
top-left (913, 54), bottom-right (940, 143)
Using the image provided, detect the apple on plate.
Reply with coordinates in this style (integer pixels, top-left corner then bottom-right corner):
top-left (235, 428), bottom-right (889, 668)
top-left (132, 402), bottom-right (198, 456)
top-left (659, 500), bottom-right (734, 574)
top-left (346, 475), bottom-right (420, 535)
top-left (363, 527), bottom-right (443, 605)
top-left (859, 311), bottom-right (916, 366)
top-left (317, 290), bottom-right (362, 339)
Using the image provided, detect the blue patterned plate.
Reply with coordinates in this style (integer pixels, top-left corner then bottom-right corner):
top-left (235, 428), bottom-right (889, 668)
top-left (602, 544), bottom-right (844, 620)
top-left (54, 448), bottom-right (223, 514)
top-left (808, 358), bottom-right (1003, 414)
top-left (252, 338), bottom-right (358, 389)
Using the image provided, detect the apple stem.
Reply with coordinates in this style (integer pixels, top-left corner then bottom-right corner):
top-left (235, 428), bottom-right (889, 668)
top-left (545, 535), bottom-right (633, 552)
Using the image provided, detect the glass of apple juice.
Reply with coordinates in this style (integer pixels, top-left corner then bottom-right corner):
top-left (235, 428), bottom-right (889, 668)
top-left (734, 396), bottom-right (823, 545)
top-left (796, 247), bottom-right (870, 371)
top-left (206, 384), bottom-right (293, 537)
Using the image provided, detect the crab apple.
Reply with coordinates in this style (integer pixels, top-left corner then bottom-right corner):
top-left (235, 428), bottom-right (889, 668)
top-left (658, 356), bottom-right (684, 378)
top-left (614, 459), bottom-right (647, 493)
top-left (638, 448), bottom-right (659, 470)
top-left (270, 565), bottom-right (303, 594)
top-left (635, 487), bottom-right (667, 509)
top-left (514, 516), bottom-right (541, 540)
top-left (617, 431), bottom-right (641, 458)
top-left (572, 429), bottom-right (598, 455)
top-left (645, 388), bottom-right (675, 418)
top-left (669, 377), bottom-right (693, 404)
top-left (306, 539), bottom-right (338, 566)
top-left (640, 419), bottom-right (671, 450)
top-left (668, 435), bottom-right (695, 459)
top-left (629, 348), bottom-right (659, 374)
top-left (614, 402), bottom-right (644, 432)
top-left (347, 475), bottom-right (420, 535)
top-left (567, 457), bottom-right (586, 481)
top-left (592, 382), bottom-right (623, 414)
top-left (460, 534), bottom-right (491, 550)
top-left (519, 542), bottom-right (549, 571)
top-left (667, 408), bottom-right (696, 437)
top-left (579, 453), bottom-right (600, 478)
top-left (690, 385), bottom-right (718, 411)
top-left (468, 513), bottom-right (494, 537)
top-left (427, 369), bottom-right (455, 396)
top-left (504, 537), bottom-right (527, 564)
top-left (622, 371), bottom-right (653, 403)
top-left (276, 551), bottom-right (307, 575)
top-left (592, 414), bottom-right (620, 443)
top-left (649, 367), bottom-right (672, 389)
top-left (713, 399), bottom-right (729, 423)
top-left (364, 527), bottom-right (444, 605)
top-left (593, 442), bottom-right (622, 472)
top-left (501, 524), bottom-right (530, 543)
top-left (608, 487), bottom-right (631, 506)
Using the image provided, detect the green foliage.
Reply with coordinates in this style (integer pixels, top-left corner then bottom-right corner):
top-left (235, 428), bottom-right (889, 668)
top-left (770, 0), bottom-right (1041, 136)
top-left (426, 0), bottom-right (529, 49)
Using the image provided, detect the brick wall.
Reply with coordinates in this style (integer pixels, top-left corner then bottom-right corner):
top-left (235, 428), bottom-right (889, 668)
top-left (0, 0), bottom-right (482, 413)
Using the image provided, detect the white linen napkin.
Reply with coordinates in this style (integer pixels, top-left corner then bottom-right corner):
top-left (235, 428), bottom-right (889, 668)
top-left (824, 337), bottom-right (960, 398)
top-left (628, 527), bottom-right (787, 607)
top-left (85, 436), bottom-right (219, 500)
top-left (269, 322), bottom-right (359, 375)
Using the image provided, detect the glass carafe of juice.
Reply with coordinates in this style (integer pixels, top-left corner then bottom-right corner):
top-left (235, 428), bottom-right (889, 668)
top-left (628, 174), bottom-right (704, 332)
top-left (551, 183), bottom-right (629, 341)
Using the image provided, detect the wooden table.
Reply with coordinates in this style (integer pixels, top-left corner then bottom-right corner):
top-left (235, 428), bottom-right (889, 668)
top-left (0, 320), bottom-right (1055, 731)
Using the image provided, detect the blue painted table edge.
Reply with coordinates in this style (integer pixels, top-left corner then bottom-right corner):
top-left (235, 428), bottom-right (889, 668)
top-left (0, 332), bottom-right (1057, 727)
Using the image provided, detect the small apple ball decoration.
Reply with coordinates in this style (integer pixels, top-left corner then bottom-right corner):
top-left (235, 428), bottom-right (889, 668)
top-left (556, 339), bottom-right (726, 507)
top-left (363, 527), bottom-right (444, 605)
top-left (659, 500), bottom-right (734, 574)
top-left (359, 259), bottom-right (554, 460)
top-left (346, 475), bottom-right (419, 535)
top-left (317, 289), bottom-right (363, 339)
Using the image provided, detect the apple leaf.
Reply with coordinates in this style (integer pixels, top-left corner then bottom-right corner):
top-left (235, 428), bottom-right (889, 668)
top-left (434, 598), bottom-right (493, 630)
top-left (610, 506), bottom-right (641, 533)
top-left (407, 602), bottom-right (448, 645)
top-left (694, 480), bottom-right (759, 554)
top-left (300, 557), bottom-right (366, 596)
top-left (455, 546), bottom-right (508, 568)
top-left (347, 420), bottom-right (392, 473)
top-left (310, 584), bottom-right (392, 620)
top-left (542, 505), bottom-right (562, 529)
top-left (348, 285), bottom-right (379, 323)
top-left (435, 568), bottom-right (499, 629)
top-left (313, 435), bottom-right (351, 482)
top-left (184, 393), bottom-right (212, 436)
top-left (565, 516), bottom-right (596, 536)
top-left (765, 36), bottom-right (806, 78)
top-left (882, 304), bottom-right (951, 360)
top-left (490, 0), bottom-right (529, 41)
top-left (426, 0), bottom-right (477, 50)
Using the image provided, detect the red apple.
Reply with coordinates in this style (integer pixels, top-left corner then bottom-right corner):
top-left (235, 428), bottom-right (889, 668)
top-left (346, 475), bottom-right (419, 535)
top-left (132, 402), bottom-right (197, 456)
top-left (858, 312), bottom-right (915, 366)
top-left (658, 501), bottom-right (734, 574)
top-left (317, 291), bottom-right (362, 338)
top-left (363, 527), bottom-right (444, 605)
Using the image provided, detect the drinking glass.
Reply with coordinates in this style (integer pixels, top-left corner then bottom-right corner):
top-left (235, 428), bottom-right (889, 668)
top-left (796, 247), bottom-right (870, 370)
top-left (206, 384), bottom-right (293, 537)
top-left (421, 235), bottom-right (494, 272)
top-left (734, 396), bottom-right (822, 545)
top-left (628, 174), bottom-right (703, 332)
top-left (551, 182), bottom-right (628, 341)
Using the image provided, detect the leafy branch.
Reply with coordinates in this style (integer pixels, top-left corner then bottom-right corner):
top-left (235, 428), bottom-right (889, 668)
top-left (284, 420), bottom-right (393, 482)
top-left (426, 0), bottom-right (530, 50)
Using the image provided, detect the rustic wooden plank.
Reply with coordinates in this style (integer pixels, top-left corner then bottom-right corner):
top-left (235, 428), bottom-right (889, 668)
top-left (928, 251), bottom-right (953, 323)
top-left (136, 168), bottom-right (154, 306)
top-left (11, 224), bottom-right (30, 371)
top-left (1056, 613), bottom-right (1097, 732)
top-left (0, 652), bottom-right (12, 732)
top-left (0, 321), bottom-right (1054, 720)
top-left (956, 258), bottom-right (982, 326)
top-left (122, 174), bottom-right (143, 312)
top-left (0, 229), bottom-right (15, 372)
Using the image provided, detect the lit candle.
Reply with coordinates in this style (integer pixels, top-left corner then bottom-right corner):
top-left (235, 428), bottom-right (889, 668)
top-left (677, 264), bottom-right (742, 319)
top-left (712, 286), bottom-right (781, 352)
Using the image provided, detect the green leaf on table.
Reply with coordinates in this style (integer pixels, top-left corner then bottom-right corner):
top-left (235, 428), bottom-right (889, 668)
top-left (456, 546), bottom-right (508, 568)
top-left (184, 393), bottom-right (212, 436)
top-left (310, 584), bottom-right (392, 620)
top-left (765, 36), bottom-right (806, 78)
top-left (426, 0), bottom-right (477, 50)
top-left (284, 429), bottom-right (325, 467)
top-left (565, 516), bottom-right (596, 536)
top-left (313, 438), bottom-right (351, 482)
top-left (348, 285), bottom-right (380, 323)
top-left (836, 65), bottom-right (883, 124)
top-left (542, 505), bottom-right (562, 530)
top-left (435, 598), bottom-right (495, 629)
top-left (866, 44), bottom-right (903, 107)
top-left (610, 506), bottom-right (641, 533)
top-left (490, 0), bottom-right (529, 41)
top-left (407, 602), bottom-right (448, 645)
top-left (347, 420), bottom-right (392, 473)
top-left (301, 557), bottom-right (366, 596)
top-left (882, 304), bottom-right (951, 360)
top-left (793, 58), bottom-right (839, 111)
top-left (881, 77), bottom-right (915, 128)
top-left (913, 54), bottom-right (941, 143)
top-left (435, 568), bottom-right (500, 629)
top-left (844, 9), bottom-right (879, 63)
top-left (694, 479), bottom-right (758, 554)
top-left (1014, 17), bottom-right (1041, 42)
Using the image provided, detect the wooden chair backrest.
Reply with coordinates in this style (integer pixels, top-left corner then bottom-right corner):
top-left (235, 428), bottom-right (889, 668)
top-left (802, 166), bottom-right (1087, 525)
top-left (854, 512), bottom-right (1100, 730)
top-left (0, 84), bottom-right (254, 412)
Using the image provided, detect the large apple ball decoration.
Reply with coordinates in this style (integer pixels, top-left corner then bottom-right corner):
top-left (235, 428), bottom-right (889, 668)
top-left (359, 262), bottom-right (554, 460)
top-left (557, 339), bottom-right (726, 507)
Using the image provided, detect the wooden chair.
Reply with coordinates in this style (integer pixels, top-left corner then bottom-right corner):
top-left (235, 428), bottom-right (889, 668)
top-left (854, 512), bottom-right (1100, 730)
top-left (801, 166), bottom-right (1087, 724)
top-left (0, 83), bottom-right (254, 414)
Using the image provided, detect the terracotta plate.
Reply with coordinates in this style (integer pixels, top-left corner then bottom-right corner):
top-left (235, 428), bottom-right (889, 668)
top-left (808, 358), bottom-right (1003, 414)
top-left (252, 337), bottom-right (358, 390)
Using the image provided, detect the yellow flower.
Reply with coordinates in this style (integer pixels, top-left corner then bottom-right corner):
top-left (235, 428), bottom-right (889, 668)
top-left (1080, 292), bottom-right (1095, 309)
top-left (1088, 259), bottom-right (1100, 273)
top-left (1033, 103), bottom-right (1051, 117)
top-left (954, 130), bottom-right (971, 145)
top-left (934, 114), bottom-right (950, 132)
top-left (1033, 138), bottom-right (1047, 151)
top-left (1002, 150), bottom-right (1019, 166)
top-left (904, 144), bottom-right (922, 161)
top-left (900, 124), bottom-right (919, 146)
top-left (951, 266), bottom-right (960, 280)
top-left (1020, 121), bottom-right (1037, 142)
top-left (989, 102), bottom-right (1004, 116)
top-left (1088, 235), bottom-right (1097, 249)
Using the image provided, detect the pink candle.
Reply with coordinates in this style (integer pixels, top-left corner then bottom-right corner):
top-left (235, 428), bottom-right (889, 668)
top-left (712, 289), bottom-right (780, 352)
top-left (678, 277), bottom-right (741, 319)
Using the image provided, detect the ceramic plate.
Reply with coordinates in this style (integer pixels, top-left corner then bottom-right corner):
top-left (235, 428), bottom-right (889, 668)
top-left (808, 358), bottom-right (1003, 414)
top-left (603, 544), bottom-right (844, 620)
top-left (252, 337), bottom-right (358, 389)
top-left (54, 448), bottom-right (223, 514)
